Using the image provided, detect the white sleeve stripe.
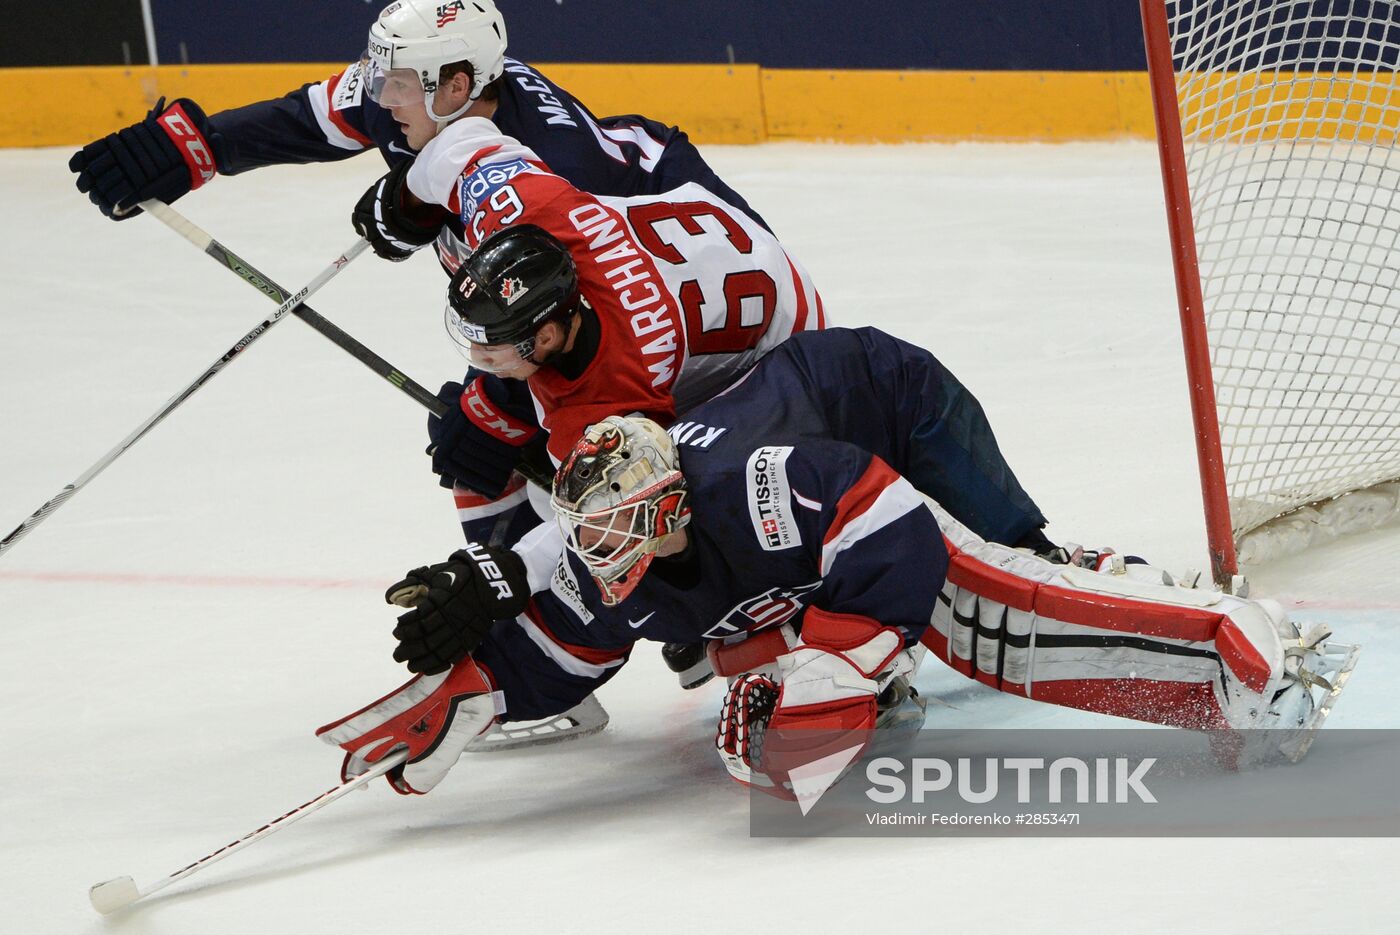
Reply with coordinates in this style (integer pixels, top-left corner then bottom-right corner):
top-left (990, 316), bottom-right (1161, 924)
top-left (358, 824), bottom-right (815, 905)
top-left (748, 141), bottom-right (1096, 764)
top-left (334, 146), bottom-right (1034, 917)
top-left (788, 252), bottom-right (823, 331)
top-left (516, 614), bottom-right (624, 679)
top-left (406, 116), bottom-right (546, 208)
top-left (307, 81), bottom-right (366, 152)
top-left (456, 485), bottom-right (529, 523)
top-left (576, 106), bottom-right (666, 171)
top-left (819, 477), bottom-right (926, 576)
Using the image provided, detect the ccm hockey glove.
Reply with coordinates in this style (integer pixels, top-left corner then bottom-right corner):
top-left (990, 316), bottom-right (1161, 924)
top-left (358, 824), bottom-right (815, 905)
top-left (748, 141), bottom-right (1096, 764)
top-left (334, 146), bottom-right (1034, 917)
top-left (427, 375), bottom-right (545, 497)
top-left (716, 608), bottom-right (903, 798)
top-left (352, 160), bottom-right (448, 261)
top-left (70, 97), bottom-right (216, 220)
top-left (316, 660), bottom-right (498, 795)
top-left (386, 543), bottom-right (531, 675)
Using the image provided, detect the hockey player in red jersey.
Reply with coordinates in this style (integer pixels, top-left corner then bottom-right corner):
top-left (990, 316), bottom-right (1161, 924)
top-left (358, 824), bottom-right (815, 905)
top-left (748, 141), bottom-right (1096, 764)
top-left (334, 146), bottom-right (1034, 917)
top-left (409, 146), bottom-right (824, 544)
top-left (317, 329), bottom-right (1357, 798)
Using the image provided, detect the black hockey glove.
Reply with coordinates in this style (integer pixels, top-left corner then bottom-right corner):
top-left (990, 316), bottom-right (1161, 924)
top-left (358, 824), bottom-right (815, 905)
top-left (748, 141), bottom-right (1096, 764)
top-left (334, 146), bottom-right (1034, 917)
top-left (69, 97), bottom-right (216, 220)
top-left (427, 375), bottom-right (547, 498)
top-left (386, 544), bottom-right (531, 675)
top-left (352, 160), bottom-right (448, 261)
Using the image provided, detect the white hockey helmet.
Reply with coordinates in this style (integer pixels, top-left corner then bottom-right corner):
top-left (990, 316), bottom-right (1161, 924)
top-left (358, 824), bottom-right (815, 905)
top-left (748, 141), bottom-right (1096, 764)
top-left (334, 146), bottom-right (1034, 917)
top-left (366, 0), bottom-right (508, 122)
top-left (552, 417), bottom-right (692, 606)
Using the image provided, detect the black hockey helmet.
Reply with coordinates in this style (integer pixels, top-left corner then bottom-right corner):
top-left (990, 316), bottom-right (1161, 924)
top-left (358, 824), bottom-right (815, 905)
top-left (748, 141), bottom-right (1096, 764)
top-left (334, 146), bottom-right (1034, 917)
top-left (445, 225), bottom-right (581, 354)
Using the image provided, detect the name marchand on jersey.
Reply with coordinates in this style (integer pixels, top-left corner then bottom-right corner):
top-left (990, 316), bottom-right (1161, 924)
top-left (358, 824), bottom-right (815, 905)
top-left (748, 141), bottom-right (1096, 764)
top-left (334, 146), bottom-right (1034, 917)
top-left (747, 446), bottom-right (801, 551)
top-left (568, 201), bottom-right (682, 390)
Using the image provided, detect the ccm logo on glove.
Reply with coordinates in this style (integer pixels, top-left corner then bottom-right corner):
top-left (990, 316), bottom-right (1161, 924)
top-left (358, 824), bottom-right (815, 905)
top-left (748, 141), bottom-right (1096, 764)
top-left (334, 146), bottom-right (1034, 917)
top-left (158, 104), bottom-right (216, 188)
top-left (462, 378), bottom-right (535, 444)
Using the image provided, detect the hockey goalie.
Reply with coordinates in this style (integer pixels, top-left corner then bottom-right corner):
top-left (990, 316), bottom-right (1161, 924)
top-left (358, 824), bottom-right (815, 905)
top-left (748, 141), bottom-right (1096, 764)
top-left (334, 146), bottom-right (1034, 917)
top-left (318, 328), bottom-right (1359, 799)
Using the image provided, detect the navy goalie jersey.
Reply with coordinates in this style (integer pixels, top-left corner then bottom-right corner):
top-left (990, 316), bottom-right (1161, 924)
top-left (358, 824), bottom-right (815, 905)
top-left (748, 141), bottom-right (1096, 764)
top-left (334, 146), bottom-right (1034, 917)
top-left (201, 56), bottom-right (766, 232)
top-left (469, 328), bottom-right (1050, 722)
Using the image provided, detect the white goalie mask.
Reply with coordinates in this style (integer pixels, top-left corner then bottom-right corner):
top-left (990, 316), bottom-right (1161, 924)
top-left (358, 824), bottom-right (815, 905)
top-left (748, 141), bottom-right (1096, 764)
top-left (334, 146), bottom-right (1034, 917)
top-left (365, 0), bottom-right (508, 123)
top-left (552, 417), bottom-right (692, 606)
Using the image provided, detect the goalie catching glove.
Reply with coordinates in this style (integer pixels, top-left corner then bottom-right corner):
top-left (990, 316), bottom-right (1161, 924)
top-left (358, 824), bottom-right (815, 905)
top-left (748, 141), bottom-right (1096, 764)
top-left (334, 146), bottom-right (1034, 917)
top-left (69, 97), bottom-right (216, 220)
top-left (352, 161), bottom-right (449, 261)
top-left (716, 608), bottom-right (904, 798)
top-left (317, 660), bottom-right (499, 795)
top-left (386, 543), bottom-right (531, 675)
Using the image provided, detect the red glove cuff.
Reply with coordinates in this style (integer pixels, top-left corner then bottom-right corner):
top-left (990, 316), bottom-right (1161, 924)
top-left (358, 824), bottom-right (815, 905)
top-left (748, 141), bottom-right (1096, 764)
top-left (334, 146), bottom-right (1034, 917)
top-left (156, 102), bottom-right (216, 190)
top-left (800, 606), bottom-right (893, 650)
top-left (461, 376), bottom-right (540, 447)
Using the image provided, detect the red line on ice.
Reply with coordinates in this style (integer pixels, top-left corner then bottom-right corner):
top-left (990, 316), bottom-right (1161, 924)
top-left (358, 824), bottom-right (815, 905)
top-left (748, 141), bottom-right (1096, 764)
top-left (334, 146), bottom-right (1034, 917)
top-left (0, 570), bottom-right (382, 590)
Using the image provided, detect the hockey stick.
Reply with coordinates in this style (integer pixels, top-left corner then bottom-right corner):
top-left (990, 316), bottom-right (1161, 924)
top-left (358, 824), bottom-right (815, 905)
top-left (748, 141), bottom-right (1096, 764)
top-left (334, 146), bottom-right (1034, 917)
top-left (88, 749), bottom-right (410, 914)
top-left (0, 237), bottom-right (368, 558)
top-left (141, 200), bottom-right (450, 418)
top-left (141, 203), bottom-right (594, 750)
top-left (140, 201), bottom-right (554, 490)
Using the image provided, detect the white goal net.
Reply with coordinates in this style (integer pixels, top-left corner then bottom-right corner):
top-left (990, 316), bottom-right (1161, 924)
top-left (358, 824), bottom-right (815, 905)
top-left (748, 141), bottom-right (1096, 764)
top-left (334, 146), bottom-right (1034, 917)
top-left (1158, 0), bottom-right (1400, 561)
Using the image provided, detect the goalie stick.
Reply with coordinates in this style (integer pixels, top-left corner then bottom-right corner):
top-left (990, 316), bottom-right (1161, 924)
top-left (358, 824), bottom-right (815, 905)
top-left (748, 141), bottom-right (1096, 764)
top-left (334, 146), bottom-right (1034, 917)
top-left (0, 236), bottom-right (369, 558)
top-left (88, 749), bottom-right (410, 914)
top-left (88, 695), bottom-right (609, 913)
top-left (141, 202), bottom-right (598, 749)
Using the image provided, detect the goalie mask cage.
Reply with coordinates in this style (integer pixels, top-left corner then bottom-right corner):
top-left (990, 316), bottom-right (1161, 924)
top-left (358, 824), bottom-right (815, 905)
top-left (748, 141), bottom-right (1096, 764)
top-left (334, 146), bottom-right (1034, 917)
top-left (1141, 0), bottom-right (1400, 585)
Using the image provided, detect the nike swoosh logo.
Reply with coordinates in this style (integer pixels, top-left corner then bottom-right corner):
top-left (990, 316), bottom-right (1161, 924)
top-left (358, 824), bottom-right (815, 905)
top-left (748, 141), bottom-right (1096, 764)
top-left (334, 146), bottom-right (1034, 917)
top-left (627, 612), bottom-right (656, 629)
top-left (387, 141), bottom-right (415, 156)
top-left (442, 571), bottom-right (457, 587)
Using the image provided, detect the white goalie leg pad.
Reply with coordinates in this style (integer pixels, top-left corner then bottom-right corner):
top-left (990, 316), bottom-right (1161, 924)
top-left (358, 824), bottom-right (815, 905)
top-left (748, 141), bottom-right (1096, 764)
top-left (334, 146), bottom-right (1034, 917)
top-left (921, 499), bottom-right (1359, 750)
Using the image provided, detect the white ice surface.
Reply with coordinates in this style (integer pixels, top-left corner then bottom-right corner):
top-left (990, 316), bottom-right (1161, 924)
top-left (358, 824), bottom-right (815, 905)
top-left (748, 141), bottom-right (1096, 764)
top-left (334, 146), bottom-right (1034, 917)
top-left (2, 143), bottom-right (1398, 933)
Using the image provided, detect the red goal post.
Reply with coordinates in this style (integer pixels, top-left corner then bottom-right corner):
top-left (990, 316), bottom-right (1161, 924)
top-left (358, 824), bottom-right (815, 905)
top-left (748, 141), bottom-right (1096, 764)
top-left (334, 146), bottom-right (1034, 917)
top-left (1140, 0), bottom-right (1400, 586)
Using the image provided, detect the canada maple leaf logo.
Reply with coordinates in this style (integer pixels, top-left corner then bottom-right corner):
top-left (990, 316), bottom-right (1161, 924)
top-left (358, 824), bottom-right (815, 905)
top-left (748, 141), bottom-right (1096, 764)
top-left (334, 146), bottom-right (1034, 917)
top-left (499, 277), bottom-right (529, 304)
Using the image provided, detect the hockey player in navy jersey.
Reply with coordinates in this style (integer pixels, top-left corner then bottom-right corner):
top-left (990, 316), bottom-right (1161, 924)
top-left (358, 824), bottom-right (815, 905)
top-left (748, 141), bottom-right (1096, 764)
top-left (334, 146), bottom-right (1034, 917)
top-left (68, 0), bottom-right (762, 237)
top-left (317, 328), bottom-right (1356, 798)
top-left (68, 0), bottom-right (795, 545)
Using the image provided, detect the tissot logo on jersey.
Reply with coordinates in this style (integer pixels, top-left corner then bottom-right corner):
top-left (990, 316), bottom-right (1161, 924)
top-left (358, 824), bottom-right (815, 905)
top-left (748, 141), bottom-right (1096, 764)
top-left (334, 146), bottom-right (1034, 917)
top-left (460, 158), bottom-right (535, 220)
top-left (702, 581), bottom-right (822, 638)
top-left (333, 61), bottom-right (366, 109)
top-left (550, 558), bottom-right (595, 625)
top-left (747, 446), bottom-right (801, 550)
